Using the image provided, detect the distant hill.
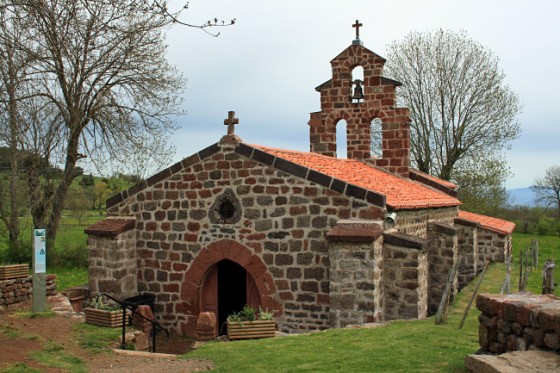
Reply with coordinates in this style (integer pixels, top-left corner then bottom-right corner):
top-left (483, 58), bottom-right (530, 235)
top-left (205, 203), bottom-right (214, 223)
top-left (507, 187), bottom-right (538, 206)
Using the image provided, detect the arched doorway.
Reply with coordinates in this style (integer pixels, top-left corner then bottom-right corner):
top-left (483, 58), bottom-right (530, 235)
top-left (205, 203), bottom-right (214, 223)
top-left (180, 239), bottom-right (282, 338)
top-left (200, 259), bottom-right (262, 335)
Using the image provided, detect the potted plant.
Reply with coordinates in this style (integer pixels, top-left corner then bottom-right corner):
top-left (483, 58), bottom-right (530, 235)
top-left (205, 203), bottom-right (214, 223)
top-left (0, 263), bottom-right (29, 280)
top-left (84, 296), bottom-right (124, 328)
top-left (227, 305), bottom-right (276, 340)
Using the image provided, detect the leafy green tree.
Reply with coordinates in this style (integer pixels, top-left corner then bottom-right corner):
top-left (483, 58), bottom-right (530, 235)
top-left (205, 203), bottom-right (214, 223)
top-left (384, 29), bottom-right (521, 210)
top-left (79, 174), bottom-right (95, 188)
top-left (455, 155), bottom-right (510, 216)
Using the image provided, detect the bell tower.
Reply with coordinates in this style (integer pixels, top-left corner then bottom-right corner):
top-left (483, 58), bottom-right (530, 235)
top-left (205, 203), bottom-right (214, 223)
top-left (308, 21), bottom-right (411, 177)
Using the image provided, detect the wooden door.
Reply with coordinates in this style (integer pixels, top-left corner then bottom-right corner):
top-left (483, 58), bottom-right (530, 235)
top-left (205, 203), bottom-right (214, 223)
top-left (246, 272), bottom-right (261, 310)
top-left (201, 265), bottom-right (218, 334)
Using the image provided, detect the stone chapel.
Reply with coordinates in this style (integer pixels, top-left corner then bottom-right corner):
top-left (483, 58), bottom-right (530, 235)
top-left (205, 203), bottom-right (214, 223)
top-left (85, 22), bottom-right (515, 338)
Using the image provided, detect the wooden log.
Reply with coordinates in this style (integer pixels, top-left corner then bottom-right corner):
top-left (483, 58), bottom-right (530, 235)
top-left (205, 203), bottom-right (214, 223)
top-left (459, 260), bottom-right (489, 329)
top-left (434, 260), bottom-right (460, 325)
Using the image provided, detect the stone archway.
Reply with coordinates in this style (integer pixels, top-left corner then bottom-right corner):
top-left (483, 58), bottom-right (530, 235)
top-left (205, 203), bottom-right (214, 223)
top-left (179, 239), bottom-right (281, 337)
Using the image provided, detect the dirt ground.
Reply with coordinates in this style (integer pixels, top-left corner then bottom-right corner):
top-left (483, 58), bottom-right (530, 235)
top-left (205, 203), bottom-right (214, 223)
top-left (0, 296), bottom-right (213, 372)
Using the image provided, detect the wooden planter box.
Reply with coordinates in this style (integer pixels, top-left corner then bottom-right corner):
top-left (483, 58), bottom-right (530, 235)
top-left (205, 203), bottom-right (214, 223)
top-left (227, 320), bottom-right (276, 340)
top-left (84, 308), bottom-right (124, 328)
top-left (0, 264), bottom-right (29, 280)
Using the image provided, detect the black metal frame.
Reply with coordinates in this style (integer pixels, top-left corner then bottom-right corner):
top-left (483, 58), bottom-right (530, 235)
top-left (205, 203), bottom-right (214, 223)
top-left (99, 292), bottom-right (169, 353)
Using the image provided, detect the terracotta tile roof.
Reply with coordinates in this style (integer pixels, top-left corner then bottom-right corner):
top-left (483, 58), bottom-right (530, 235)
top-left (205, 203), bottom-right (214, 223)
top-left (458, 211), bottom-right (516, 235)
top-left (253, 145), bottom-right (461, 210)
top-left (409, 169), bottom-right (458, 190)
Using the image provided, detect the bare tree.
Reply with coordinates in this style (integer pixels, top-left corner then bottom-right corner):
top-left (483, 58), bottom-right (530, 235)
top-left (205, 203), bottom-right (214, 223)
top-left (533, 166), bottom-right (560, 219)
top-left (384, 29), bottom-right (522, 182)
top-left (0, 0), bottom-right (195, 246)
top-left (0, 4), bottom-right (36, 259)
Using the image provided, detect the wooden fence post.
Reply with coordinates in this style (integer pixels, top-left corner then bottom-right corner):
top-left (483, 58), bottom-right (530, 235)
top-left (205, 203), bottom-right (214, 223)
top-left (542, 259), bottom-right (555, 295)
top-left (500, 253), bottom-right (511, 295)
top-left (518, 249), bottom-right (524, 291)
top-left (435, 260), bottom-right (460, 325)
top-left (459, 260), bottom-right (490, 329)
top-left (534, 240), bottom-right (539, 270)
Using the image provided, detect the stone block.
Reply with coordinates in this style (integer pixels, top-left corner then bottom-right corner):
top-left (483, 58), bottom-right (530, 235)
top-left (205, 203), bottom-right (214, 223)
top-left (544, 332), bottom-right (560, 350)
top-left (196, 312), bottom-right (217, 341)
top-left (536, 308), bottom-right (560, 331)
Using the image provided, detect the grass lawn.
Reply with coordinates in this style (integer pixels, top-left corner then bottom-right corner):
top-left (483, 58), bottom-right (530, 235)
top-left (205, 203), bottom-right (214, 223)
top-left (185, 233), bottom-right (560, 372)
top-left (52, 267), bottom-right (88, 292)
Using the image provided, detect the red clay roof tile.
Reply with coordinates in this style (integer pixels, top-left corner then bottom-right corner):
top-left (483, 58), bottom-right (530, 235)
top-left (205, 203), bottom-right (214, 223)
top-left (254, 145), bottom-right (461, 210)
top-left (458, 211), bottom-right (516, 235)
top-left (410, 169), bottom-right (458, 190)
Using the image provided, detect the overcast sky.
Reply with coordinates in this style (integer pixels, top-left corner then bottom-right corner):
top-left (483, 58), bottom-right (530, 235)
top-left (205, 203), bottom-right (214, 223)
top-left (164, 0), bottom-right (560, 189)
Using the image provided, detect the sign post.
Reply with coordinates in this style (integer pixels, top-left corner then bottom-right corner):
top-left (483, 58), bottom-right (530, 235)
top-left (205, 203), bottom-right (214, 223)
top-left (32, 229), bottom-right (47, 312)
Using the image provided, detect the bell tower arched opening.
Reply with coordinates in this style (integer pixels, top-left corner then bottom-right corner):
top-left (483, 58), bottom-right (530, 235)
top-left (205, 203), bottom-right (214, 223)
top-left (336, 119), bottom-right (348, 159)
top-left (370, 118), bottom-right (382, 158)
top-left (351, 66), bottom-right (365, 103)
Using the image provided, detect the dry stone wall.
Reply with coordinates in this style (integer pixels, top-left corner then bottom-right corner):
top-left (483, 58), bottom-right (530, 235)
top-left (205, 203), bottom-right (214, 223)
top-left (0, 275), bottom-right (57, 308)
top-left (476, 293), bottom-right (560, 353)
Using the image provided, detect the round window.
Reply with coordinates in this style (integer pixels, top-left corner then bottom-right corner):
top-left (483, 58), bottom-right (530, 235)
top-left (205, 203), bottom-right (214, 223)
top-left (218, 199), bottom-right (235, 220)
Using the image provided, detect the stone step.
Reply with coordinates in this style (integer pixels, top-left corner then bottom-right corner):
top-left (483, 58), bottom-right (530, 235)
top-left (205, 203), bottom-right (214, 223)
top-left (465, 350), bottom-right (560, 373)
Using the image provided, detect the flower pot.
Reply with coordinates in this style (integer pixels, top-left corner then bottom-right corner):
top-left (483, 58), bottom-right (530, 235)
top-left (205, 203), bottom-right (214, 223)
top-left (84, 307), bottom-right (124, 328)
top-left (0, 264), bottom-right (29, 280)
top-left (227, 320), bottom-right (276, 340)
top-left (69, 296), bottom-right (85, 312)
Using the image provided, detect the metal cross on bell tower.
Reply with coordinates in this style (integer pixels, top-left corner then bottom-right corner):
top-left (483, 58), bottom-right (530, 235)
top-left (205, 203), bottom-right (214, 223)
top-left (352, 20), bottom-right (364, 46)
top-left (224, 111), bottom-right (239, 135)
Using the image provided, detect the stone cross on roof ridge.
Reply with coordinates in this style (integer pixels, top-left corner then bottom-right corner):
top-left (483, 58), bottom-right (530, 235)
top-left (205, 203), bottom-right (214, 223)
top-left (224, 111), bottom-right (239, 135)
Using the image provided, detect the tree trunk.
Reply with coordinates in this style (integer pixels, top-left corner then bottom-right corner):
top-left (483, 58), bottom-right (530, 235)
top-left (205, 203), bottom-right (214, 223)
top-left (45, 126), bottom-right (82, 246)
top-left (4, 62), bottom-right (22, 260)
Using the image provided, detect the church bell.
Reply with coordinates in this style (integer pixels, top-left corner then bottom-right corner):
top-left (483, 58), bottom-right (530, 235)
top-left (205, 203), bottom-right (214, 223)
top-left (352, 79), bottom-right (365, 101)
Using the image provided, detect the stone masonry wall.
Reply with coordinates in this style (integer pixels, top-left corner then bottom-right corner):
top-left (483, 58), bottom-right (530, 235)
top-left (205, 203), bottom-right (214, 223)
top-left (328, 238), bottom-right (382, 327)
top-left (477, 293), bottom-right (560, 353)
top-left (427, 222), bottom-right (458, 316)
top-left (392, 207), bottom-right (458, 238)
top-left (88, 228), bottom-right (137, 298)
top-left (383, 233), bottom-right (428, 320)
top-left (455, 219), bottom-right (479, 289)
top-left (478, 229), bottom-right (509, 266)
top-left (0, 275), bottom-right (57, 308)
top-left (106, 139), bottom-right (389, 334)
